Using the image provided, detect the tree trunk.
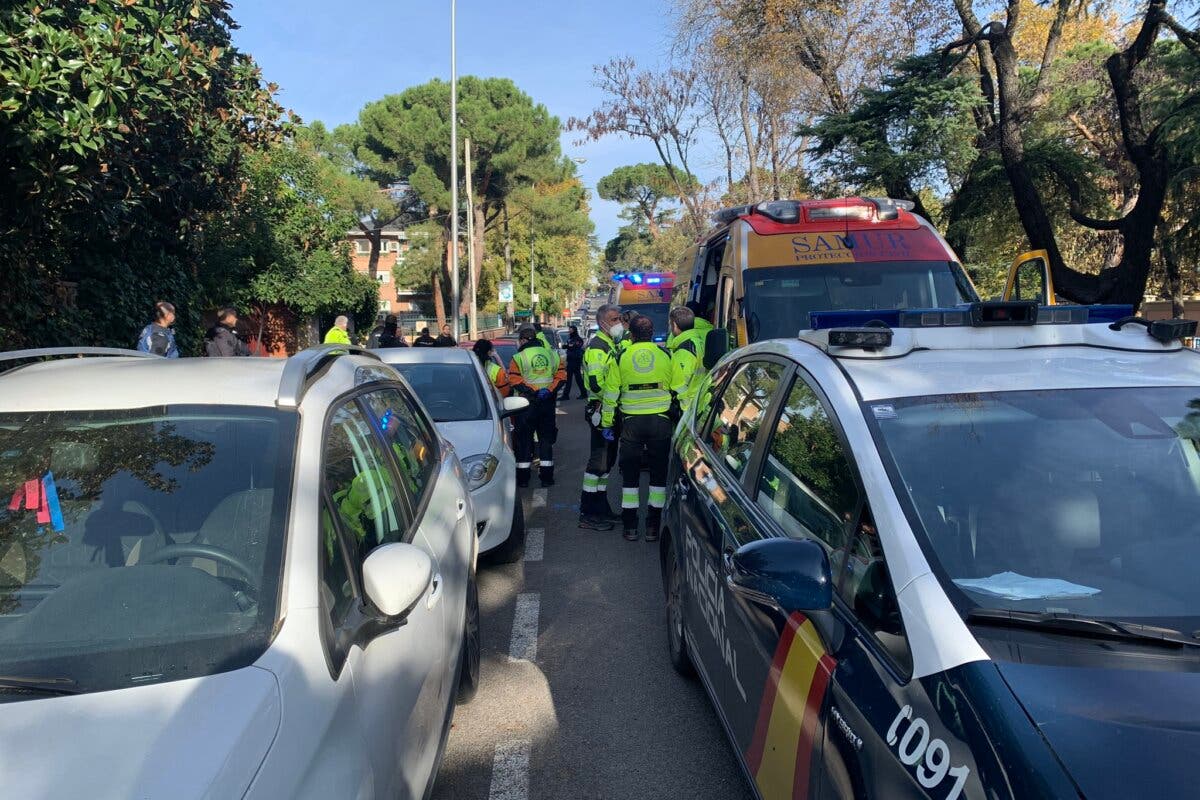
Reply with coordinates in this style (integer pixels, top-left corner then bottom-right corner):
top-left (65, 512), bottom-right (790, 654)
top-left (358, 221), bottom-right (383, 280)
top-left (738, 76), bottom-right (760, 202)
top-left (435, 238), bottom-right (450, 330)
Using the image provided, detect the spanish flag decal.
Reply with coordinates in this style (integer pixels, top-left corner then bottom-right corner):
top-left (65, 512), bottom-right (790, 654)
top-left (745, 612), bottom-right (837, 800)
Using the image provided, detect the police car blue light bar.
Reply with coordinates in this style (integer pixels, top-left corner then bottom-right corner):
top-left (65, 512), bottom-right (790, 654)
top-left (808, 303), bottom-right (1136, 332)
top-left (646, 277), bottom-right (662, 285)
top-left (628, 273), bottom-right (644, 285)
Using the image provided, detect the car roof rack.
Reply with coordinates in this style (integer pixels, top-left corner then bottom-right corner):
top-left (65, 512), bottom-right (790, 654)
top-left (0, 347), bottom-right (159, 376)
top-left (276, 344), bottom-right (383, 409)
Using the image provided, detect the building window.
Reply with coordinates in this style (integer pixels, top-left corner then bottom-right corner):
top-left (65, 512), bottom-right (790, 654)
top-left (354, 239), bottom-right (370, 255)
top-left (376, 272), bottom-right (391, 284)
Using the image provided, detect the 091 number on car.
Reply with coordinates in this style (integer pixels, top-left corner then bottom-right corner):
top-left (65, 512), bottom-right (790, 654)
top-left (886, 705), bottom-right (970, 800)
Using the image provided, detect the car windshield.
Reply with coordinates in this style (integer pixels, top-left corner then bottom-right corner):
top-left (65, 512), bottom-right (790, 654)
top-left (870, 387), bottom-right (1200, 631)
top-left (0, 406), bottom-right (294, 699)
top-left (743, 262), bottom-right (977, 341)
top-left (395, 363), bottom-right (488, 422)
top-left (622, 303), bottom-right (671, 340)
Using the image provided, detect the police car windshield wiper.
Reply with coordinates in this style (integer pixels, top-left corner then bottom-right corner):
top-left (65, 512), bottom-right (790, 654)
top-left (966, 608), bottom-right (1200, 648)
top-left (0, 674), bottom-right (81, 696)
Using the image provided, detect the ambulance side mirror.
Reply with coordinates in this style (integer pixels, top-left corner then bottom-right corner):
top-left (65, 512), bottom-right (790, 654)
top-left (704, 328), bottom-right (727, 370)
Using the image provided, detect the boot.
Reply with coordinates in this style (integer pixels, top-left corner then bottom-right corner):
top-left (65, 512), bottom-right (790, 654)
top-left (623, 527), bottom-right (640, 541)
top-left (579, 515), bottom-right (615, 531)
top-left (539, 465), bottom-right (554, 487)
top-left (517, 467), bottom-right (531, 489)
top-left (644, 509), bottom-right (662, 543)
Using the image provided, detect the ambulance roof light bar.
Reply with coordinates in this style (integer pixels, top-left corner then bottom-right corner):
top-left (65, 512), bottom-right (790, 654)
top-left (710, 197), bottom-right (919, 227)
top-left (808, 303), bottom-right (1138, 332)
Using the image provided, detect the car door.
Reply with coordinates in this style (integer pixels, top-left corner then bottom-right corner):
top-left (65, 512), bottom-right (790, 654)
top-left (678, 358), bottom-right (790, 732)
top-left (727, 371), bottom-right (864, 800)
top-left (362, 387), bottom-right (470, 677)
top-left (321, 395), bottom-right (445, 800)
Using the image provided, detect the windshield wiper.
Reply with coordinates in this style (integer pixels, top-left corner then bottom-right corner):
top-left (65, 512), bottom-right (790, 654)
top-left (0, 675), bottom-right (81, 696)
top-left (966, 608), bottom-right (1200, 648)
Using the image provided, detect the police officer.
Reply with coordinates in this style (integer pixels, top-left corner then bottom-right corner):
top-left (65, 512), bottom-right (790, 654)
top-left (508, 324), bottom-right (565, 487)
top-left (578, 304), bottom-right (624, 531)
top-left (601, 314), bottom-right (675, 542)
top-left (668, 306), bottom-right (706, 414)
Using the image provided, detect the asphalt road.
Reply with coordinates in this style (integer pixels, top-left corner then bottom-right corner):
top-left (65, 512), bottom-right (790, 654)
top-left (431, 398), bottom-right (754, 800)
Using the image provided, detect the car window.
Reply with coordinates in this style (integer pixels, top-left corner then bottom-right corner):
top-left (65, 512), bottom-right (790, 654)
top-left (319, 501), bottom-right (356, 629)
top-left (324, 400), bottom-right (409, 562)
top-left (839, 506), bottom-right (912, 675)
top-left (393, 363), bottom-right (487, 422)
top-left (756, 376), bottom-right (860, 572)
top-left (702, 360), bottom-right (786, 479)
top-left (360, 389), bottom-right (438, 506)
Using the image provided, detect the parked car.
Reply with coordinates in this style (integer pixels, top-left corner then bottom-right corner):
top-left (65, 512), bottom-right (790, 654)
top-left (374, 346), bottom-right (529, 563)
top-left (0, 345), bottom-right (479, 800)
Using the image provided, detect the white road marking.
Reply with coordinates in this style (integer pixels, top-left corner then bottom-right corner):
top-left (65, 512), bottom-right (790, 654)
top-left (509, 592), bottom-right (540, 662)
top-left (488, 739), bottom-right (531, 800)
top-left (524, 527), bottom-right (544, 562)
top-left (530, 488), bottom-right (547, 511)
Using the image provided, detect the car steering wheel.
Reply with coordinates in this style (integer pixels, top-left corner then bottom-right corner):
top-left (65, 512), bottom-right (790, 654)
top-left (140, 544), bottom-right (258, 590)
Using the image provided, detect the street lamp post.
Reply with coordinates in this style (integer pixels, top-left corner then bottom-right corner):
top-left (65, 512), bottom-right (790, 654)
top-left (449, 0), bottom-right (460, 340)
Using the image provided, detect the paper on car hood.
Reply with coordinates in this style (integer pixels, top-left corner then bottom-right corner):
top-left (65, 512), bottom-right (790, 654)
top-left (0, 666), bottom-right (281, 800)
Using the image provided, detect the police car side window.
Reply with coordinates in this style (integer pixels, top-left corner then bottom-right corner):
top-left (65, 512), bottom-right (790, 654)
top-left (839, 506), bottom-right (913, 675)
top-left (704, 360), bottom-right (786, 479)
top-left (755, 377), bottom-right (859, 575)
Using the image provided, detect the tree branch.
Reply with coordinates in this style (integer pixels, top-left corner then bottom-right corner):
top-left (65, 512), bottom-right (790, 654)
top-left (1053, 167), bottom-right (1128, 230)
top-left (1159, 11), bottom-right (1200, 62)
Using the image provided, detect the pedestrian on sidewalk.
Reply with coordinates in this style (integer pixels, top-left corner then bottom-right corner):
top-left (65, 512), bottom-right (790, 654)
top-left (204, 307), bottom-right (250, 357)
top-left (414, 327), bottom-right (437, 347)
top-left (378, 315), bottom-right (406, 348)
top-left (560, 325), bottom-right (585, 400)
top-left (507, 323), bottom-right (565, 487)
top-left (577, 304), bottom-right (625, 531)
top-left (601, 314), bottom-right (674, 542)
top-left (324, 315), bottom-right (352, 345)
top-left (136, 301), bottom-right (180, 358)
top-left (435, 323), bottom-right (456, 347)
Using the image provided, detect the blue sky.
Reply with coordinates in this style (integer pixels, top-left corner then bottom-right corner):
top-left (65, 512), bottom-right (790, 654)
top-left (230, 0), bottom-right (680, 246)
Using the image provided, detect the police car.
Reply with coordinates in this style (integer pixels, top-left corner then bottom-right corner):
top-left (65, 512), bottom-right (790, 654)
top-left (661, 302), bottom-right (1200, 800)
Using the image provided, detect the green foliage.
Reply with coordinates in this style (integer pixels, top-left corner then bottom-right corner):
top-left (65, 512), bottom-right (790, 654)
top-left (805, 52), bottom-right (981, 194)
top-left (202, 129), bottom-right (378, 330)
top-left (0, 0), bottom-right (286, 350)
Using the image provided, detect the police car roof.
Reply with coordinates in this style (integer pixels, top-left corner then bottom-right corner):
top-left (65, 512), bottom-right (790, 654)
top-left (745, 322), bottom-right (1200, 403)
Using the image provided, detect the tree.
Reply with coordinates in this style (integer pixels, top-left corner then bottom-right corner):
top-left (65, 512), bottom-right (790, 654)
top-left (350, 77), bottom-right (563, 326)
top-left (568, 58), bottom-right (709, 232)
top-left (0, 0), bottom-right (286, 350)
top-left (597, 163), bottom-right (698, 237)
top-left (942, 0), bottom-right (1200, 304)
top-left (201, 129), bottom-right (379, 344)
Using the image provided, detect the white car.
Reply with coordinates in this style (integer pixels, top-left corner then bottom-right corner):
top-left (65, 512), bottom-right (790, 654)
top-left (0, 345), bottom-right (479, 800)
top-left (373, 346), bottom-right (528, 563)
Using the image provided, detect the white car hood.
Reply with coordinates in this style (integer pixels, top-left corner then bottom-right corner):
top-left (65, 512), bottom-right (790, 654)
top-left (436, 419), bottom-right (496, 460)
top-left (0, 666), bottom-right (281, 800)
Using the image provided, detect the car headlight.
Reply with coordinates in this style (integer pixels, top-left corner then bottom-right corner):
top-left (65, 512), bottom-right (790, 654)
top-left (461, 454), bottom-right (499, 490)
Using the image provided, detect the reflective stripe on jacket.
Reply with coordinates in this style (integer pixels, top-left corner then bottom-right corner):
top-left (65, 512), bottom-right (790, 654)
top-left (601, 341), bottom-right (673, 428)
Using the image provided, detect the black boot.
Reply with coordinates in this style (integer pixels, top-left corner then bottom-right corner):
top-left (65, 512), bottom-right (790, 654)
top-left (623, 528), bottom-right (639, 541)
top-left (539, 466), bottom-right (554, 487)
top-left (517, 468), bottom-right (531, 488)
top-left (579, 515), bottom-right (615, 531)
top-left (645, 509), bottom-right (662, 543)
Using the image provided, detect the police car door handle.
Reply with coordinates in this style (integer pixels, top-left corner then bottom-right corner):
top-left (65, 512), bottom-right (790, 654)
top-left (456, 498), bottom-right (467, 520)
top-left (675, 476), bottom-right (690, 499)
top-left (722, 548), bottom-right (735, 574)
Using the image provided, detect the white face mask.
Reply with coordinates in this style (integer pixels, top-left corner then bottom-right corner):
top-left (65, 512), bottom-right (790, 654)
top-left (607, 323), bottom-right (625, 341)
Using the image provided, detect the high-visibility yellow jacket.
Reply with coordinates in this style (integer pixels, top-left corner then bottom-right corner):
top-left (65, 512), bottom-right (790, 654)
top-left (583, 331), bottom-right (619, 404)
top-left (669, 327), bottom-right (707, 407)
top-left (324, 326), bottom-right (351, 345)
top-left (508, 343), bottom-right (565, 396)
top-left (601, 340), bottom-right (673, 428)
top-left (485, 360), bottom-right (510, 398)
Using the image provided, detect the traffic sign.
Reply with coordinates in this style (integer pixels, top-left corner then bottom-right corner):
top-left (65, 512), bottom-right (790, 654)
top-left (498, 281), bottom-right (514, 303)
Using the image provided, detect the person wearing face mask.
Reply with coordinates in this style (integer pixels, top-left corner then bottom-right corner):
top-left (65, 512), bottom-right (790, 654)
top-left (578, 304), bottom-right (624, 530)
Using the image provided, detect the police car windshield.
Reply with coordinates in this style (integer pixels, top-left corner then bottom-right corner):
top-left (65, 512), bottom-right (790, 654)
top-left (395, 363), bottom-right (489, 422)
top-left (744, 262), bottom-right (976, 341)
top-left (870, 387), bottom-right (1200, 631)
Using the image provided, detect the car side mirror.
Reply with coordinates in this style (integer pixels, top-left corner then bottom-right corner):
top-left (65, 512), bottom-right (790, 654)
top-left (727, 538), bottom-right (832, 614)
top-left (704, 328), bottom-right (728, 370)
top-left (500, 395), bottom-right (530, 418)
top-left (361, 543), bottom-right (432, 620)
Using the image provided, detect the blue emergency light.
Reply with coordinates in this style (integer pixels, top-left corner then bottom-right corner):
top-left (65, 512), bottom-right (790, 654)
top-left (628, 273), bottom-right (644, 285)
top-left (646, 277), bottom-right (662, 285)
